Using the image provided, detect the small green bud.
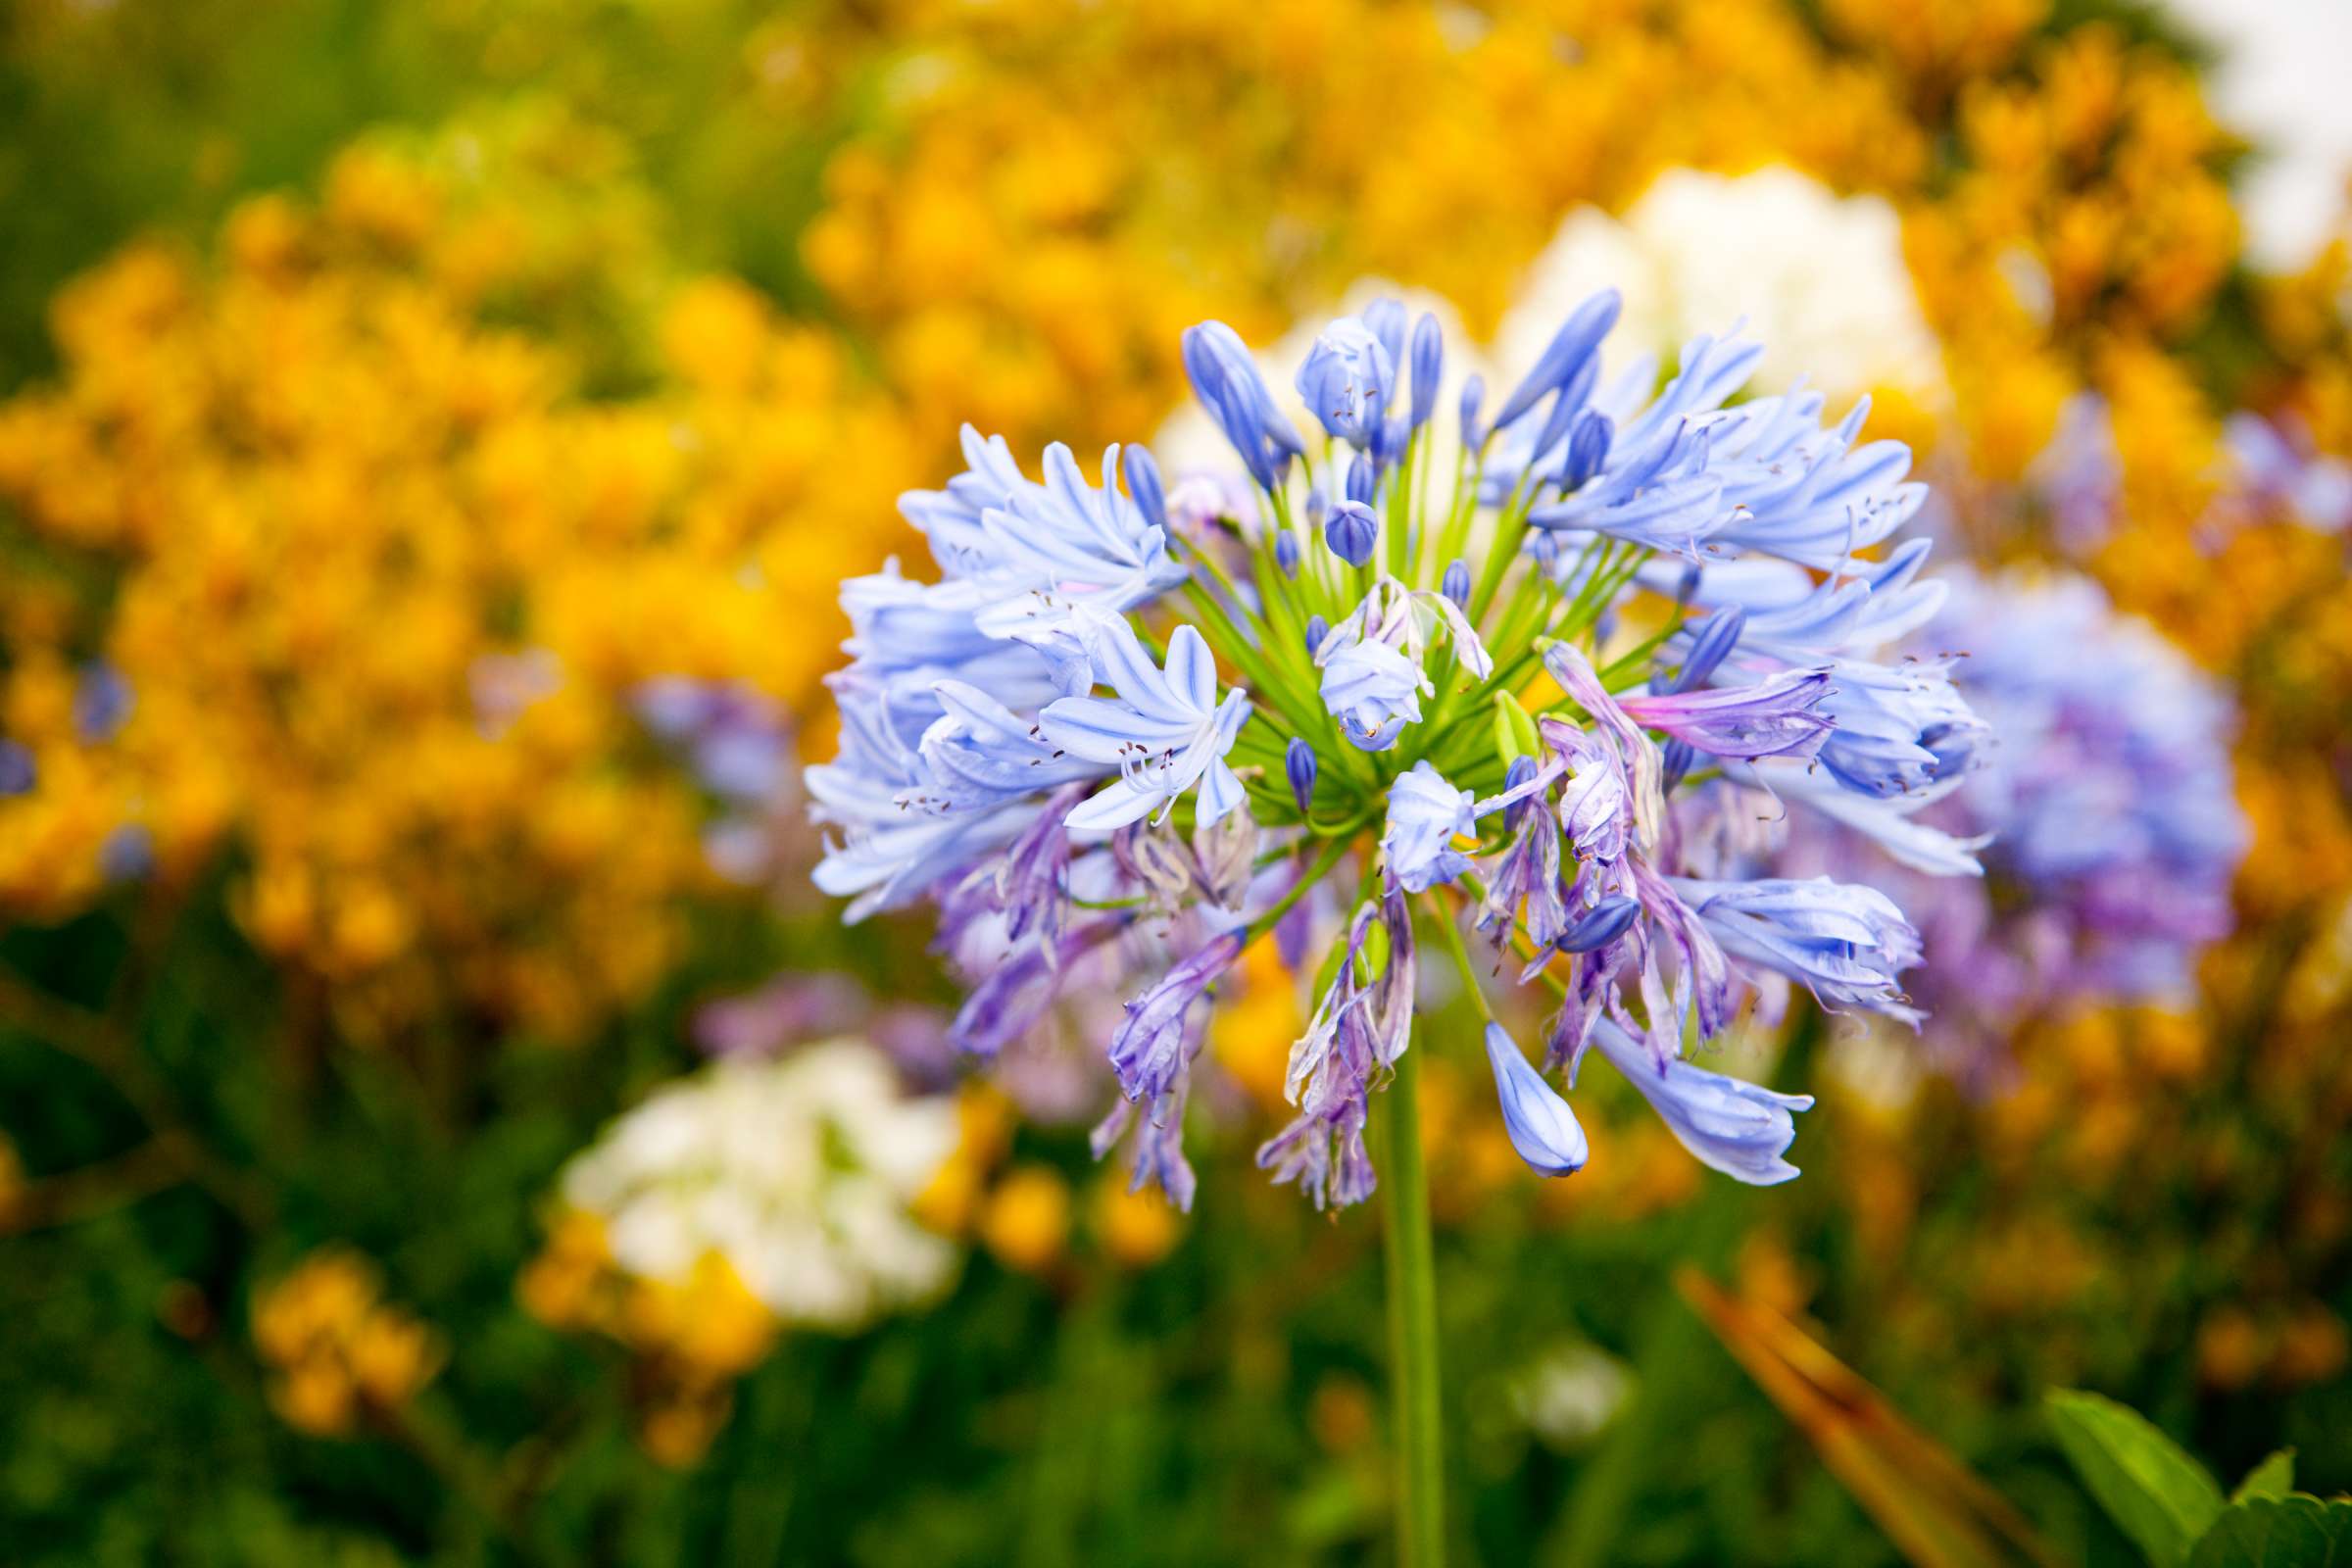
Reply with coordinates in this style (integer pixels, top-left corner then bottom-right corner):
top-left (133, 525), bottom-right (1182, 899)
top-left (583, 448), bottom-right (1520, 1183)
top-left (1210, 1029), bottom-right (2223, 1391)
top-left (1492, 691), bottom-right (1540, 762)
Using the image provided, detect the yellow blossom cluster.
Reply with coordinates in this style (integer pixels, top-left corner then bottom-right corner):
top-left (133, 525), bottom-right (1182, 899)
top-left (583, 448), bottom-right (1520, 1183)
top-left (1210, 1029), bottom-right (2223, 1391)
top-left (0, 129), bottom-right (917, 1039)
top-left (252, 1248), bottom-right (445, 1438)
top-left (1904, 24), bottom-right (2237, 474)
top-left (797, 0), bottom-right (1925, 466)
top-left (787, 2), bottom-right (2236, 505)
top-left (519, 1208), bottom-right (779, 1466)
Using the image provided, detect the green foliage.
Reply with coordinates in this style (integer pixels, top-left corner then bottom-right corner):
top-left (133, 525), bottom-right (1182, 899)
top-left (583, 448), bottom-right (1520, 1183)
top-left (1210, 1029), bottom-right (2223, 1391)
top-left (2234, 1452), bottom-right (2299, 1506)
top-left (2189, 1497), bottom-right (2352, 1568)
top-left (2051, 1393), bottom-right (2352, 1568)
top-left (2048, 1390), bottom-right (2227, 1566)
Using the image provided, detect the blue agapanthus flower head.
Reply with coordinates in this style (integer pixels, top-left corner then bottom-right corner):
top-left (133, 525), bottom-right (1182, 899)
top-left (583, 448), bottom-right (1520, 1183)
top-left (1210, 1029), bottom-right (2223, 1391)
top-left (808, 285), bottom-right (1999, 1210)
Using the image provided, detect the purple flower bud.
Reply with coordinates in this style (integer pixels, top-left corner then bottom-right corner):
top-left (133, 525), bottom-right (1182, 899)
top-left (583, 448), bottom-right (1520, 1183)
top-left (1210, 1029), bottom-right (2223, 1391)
top-left (1562, 409), bottom-right (1613, 489)
top-left (1557, 895), bottom-right (1640, 954)
top-left (1441, 558), bottom-right (1471, 610)
top-left (1304, 614), bottom-right (1330, 658)
top-left (1274, 530), bottom-right (1301, 577)
top-left (1326, 500), bottom-right (1378, 566)
top-left (1410, 312), bottom-right (1445, 429)
top-left (1458, 373), bottom-right (1487, 450)
top-left (1346, 453), bottom-right (1377, 507)
top-left (1121, 444), bottom-right (1168, 534)
top-left (1485, 1021), bottom-right (1589, 1177)
top-left (1286, 737), bottom-right (1318, 815)
top-left (1305, 486), bottom-right (1330, 526)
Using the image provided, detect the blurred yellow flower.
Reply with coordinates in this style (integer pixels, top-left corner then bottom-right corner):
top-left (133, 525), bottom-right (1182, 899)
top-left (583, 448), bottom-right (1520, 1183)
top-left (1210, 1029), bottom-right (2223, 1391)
top-left (1094, 1172), bottom-right (1184, 1270)
top-left (252, 1248), bottom-right (445, 1438)
top-left (979, 1163), bottom-right (1072, 1276)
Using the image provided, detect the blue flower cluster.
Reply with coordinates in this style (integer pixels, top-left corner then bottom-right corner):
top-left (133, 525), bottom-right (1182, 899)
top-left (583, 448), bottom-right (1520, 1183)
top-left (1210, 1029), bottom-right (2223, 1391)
top-left (809, 287), bottom-right (1994, 1209)
top-left (1769, 567), bottom-right (2245, 1079)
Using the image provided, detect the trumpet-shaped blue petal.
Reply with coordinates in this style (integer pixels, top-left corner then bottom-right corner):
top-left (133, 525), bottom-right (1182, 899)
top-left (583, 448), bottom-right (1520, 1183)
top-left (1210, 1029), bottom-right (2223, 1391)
top-left (1591, 1019), bottom-right (1813, 1186)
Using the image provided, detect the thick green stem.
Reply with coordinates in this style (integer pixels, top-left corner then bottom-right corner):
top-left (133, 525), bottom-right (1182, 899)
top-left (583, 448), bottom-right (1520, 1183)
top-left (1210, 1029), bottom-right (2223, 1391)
top-left (1379, 1038), bottom-right (1446, 1568)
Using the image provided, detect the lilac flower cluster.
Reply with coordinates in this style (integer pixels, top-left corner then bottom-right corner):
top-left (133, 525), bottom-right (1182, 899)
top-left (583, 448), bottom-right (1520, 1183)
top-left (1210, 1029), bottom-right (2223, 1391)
top-left (808, 288), bottom-right (1995, 1209)
top-left (1768, 567), bottom-right (2244, 1078)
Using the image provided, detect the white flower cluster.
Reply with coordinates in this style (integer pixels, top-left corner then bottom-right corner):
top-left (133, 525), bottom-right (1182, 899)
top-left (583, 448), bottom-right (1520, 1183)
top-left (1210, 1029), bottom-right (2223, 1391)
top-left (1499, 167), bottom-right (1947, 413)
top-left (558, 1041), bottom-right (961, 1330)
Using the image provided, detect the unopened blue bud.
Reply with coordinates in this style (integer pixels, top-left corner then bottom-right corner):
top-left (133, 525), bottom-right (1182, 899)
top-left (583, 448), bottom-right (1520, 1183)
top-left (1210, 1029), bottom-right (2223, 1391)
top-left (1304, 614), bottom-right (1331, 658)
top-left (1363, 298), bottom-right (1408, 374)
top-left (1346, 453), bottom-right (1377, 507)
top-left (1122, 444), bottom-right (1168, 533)
top-left (1458, 373), bottom-right (1487, 450)
top-left (1672, 607), bottom-right (1746, 693)
top-left (1658, 736), bottom-right (1696, 793)
top-left (1485, 1021), bottom-right (1589, 1178)
top-left (1410, 312), bottom-right (1444, 430)
top-left (1529, 380), bottom-right (1584, 469)
top-left (1493, 287), bottom-right (1621, 432)
top-left (1562, 409), bottom-right (1613, 490)
top-left (1557, 896), bottom-right (1640, 954)
top-left (1274, 530), bottom-right (1301, 577)
top-left (1286, 737), bottom-right (1318, 815)
top-left (1442, 558), bottom-right (1471, 609)
top-left (1327, 500), bottom-right (1378, 565)
top-left (1305, 486), bottom-right (1330, 526)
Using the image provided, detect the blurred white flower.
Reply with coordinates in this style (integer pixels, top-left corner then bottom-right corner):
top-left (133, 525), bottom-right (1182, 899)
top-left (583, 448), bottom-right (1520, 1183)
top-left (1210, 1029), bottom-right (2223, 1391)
top-left (1497, 167), bottom-right (1947, 415)
top-left (1509, 1340), bottom-right (1634, 1450)
top-left (558, 1040), bottom-right (961, 1331)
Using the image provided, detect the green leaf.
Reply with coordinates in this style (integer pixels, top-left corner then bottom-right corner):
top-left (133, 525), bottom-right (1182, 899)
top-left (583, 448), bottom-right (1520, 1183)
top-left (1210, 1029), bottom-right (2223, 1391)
top-left (2188, 1496), bottom-right (2352, 1568)
top-left (2045, 1390), bottom-right (2224, 1568)
top-left (2231, 1451), bottom-right (2297, 1505)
